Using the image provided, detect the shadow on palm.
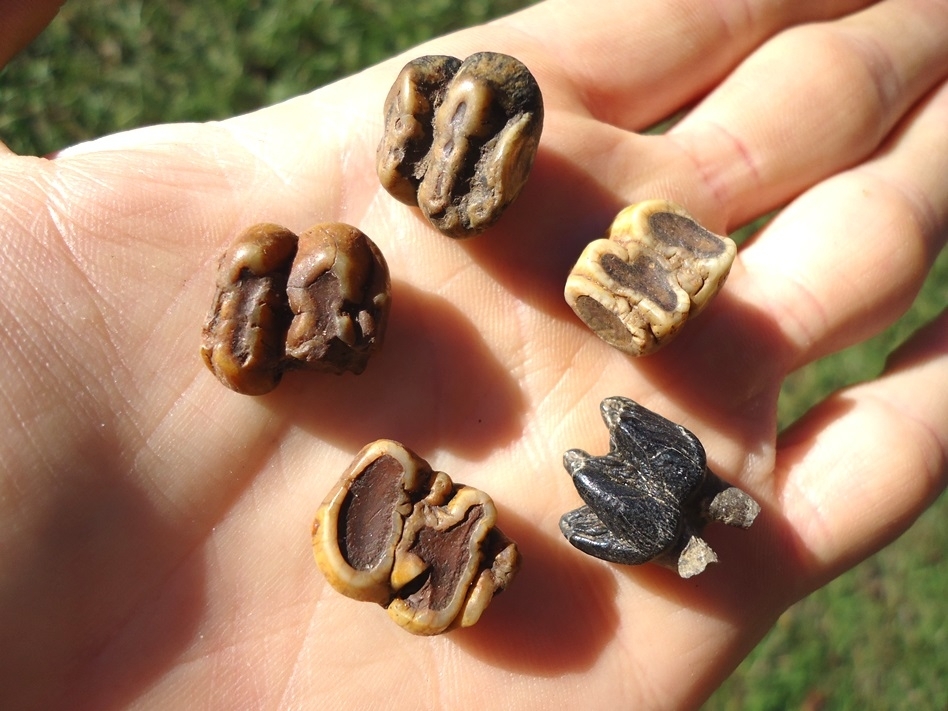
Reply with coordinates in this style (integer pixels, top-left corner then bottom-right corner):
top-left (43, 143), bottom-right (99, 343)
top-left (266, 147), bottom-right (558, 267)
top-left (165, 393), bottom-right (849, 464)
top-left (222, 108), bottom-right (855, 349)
top-left (267, 280), bottom-right (527, 459)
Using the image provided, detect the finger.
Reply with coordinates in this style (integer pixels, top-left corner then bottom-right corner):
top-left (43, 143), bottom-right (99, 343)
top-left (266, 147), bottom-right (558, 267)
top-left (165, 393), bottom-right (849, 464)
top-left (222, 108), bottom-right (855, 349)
top-left (735, 74), bottom-right (948, 374)
top-left (667, 0), bottom-right (948, 225)
top-left (0, 0), bottom-right (65, 156)
top-left (495, 0), bottom-right (875, 131)
top-left (618, 74), bottom-right (948, 469)
top-left (774, 307), bottom-right (947, 596)
top-left (0, 0), bottom-right (64, 70)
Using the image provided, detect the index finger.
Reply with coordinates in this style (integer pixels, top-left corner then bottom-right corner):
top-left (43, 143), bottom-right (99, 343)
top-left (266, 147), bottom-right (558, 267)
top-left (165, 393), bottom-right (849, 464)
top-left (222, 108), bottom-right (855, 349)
top-left (495, 0), bottom-right (877, 130)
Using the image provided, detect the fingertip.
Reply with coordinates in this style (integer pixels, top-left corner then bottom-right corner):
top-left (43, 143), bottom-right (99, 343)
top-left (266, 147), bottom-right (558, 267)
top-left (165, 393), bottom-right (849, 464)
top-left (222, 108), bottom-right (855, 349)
top-left (774, 307), bottom-right (948, 587)
top-left (0, 0), bottom-right (65, 69)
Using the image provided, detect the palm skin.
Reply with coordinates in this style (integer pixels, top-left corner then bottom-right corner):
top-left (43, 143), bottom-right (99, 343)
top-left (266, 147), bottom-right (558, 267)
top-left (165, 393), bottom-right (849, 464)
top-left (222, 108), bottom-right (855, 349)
top-left (1, 1), bottom-right (946, 709)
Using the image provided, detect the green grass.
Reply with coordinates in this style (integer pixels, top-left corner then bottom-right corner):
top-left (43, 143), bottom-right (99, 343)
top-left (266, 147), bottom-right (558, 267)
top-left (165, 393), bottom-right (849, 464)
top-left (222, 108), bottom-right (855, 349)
top-left (0, 0), bottom-right (535, 156)
top-left (2, 2), bottom-right (945, 708)
top-left (710, 501), bottom-right (947, 710)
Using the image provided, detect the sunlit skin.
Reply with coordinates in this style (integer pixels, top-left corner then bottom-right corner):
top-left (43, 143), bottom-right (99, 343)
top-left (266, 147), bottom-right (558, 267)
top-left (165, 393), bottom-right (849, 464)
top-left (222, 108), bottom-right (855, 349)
top-left (0, 1), bottom-right (946, 708)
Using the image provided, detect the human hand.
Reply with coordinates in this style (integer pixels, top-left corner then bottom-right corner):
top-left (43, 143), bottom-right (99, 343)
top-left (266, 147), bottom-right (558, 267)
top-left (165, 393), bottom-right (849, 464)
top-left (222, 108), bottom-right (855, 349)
top-left (1, 0), bottom-right (945, 708)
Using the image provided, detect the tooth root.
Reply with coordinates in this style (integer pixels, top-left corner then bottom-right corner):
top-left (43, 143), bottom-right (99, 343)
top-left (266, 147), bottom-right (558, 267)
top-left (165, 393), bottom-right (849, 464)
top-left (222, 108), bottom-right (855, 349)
top-left (676, 534), bottom-right (718, 579)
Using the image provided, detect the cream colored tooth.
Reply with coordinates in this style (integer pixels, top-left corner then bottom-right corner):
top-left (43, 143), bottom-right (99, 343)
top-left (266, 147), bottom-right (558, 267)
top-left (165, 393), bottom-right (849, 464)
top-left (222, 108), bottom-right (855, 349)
top-left (312, 438), bottom-right (520, 635)
top-left (565, 199), bottom-right (736, 356)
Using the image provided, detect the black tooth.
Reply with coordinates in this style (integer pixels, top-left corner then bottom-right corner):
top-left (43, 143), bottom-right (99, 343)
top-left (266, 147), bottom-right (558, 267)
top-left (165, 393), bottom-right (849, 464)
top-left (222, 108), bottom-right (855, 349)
top-left (559, 396), bottom-right (759, 576)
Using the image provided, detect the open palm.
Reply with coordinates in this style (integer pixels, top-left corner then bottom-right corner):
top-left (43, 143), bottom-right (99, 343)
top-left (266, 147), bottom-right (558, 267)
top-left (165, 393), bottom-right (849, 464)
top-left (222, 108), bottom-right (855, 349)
top-left (1, 1), bottom-right (946, 708)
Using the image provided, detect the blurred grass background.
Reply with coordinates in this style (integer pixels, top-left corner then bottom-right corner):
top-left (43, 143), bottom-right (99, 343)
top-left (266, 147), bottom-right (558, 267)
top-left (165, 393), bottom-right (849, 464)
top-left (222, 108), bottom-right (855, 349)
top-left (1, 1), bottom-right (944, 708)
